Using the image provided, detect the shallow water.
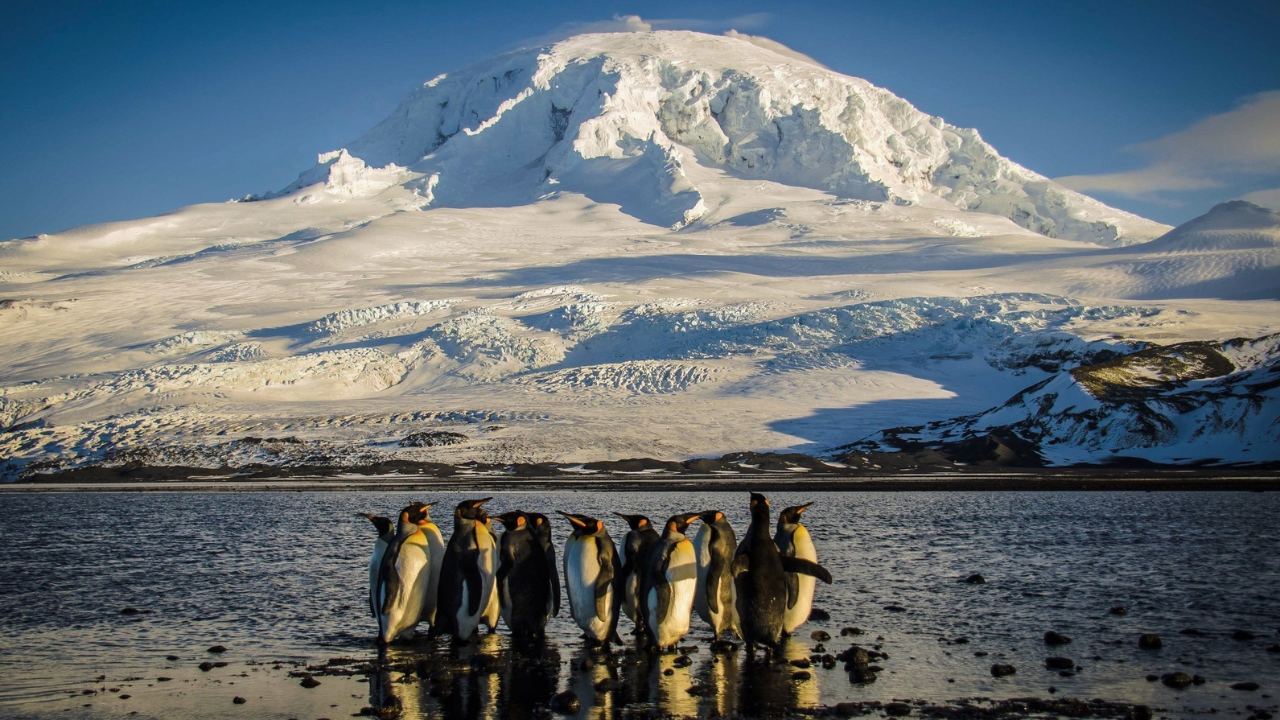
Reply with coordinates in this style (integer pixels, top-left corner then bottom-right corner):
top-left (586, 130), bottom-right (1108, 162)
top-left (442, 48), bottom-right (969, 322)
top-left (1, 490), bottom-right (1278, 719)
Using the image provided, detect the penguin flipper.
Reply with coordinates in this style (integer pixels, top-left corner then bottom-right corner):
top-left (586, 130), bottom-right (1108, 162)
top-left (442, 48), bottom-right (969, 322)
top-left (378, 539), bottom-right (405, 617)
top-left (594, 541), bottom-right (616, 625)
top-left (546, 544), bottom-right (560, 617)
top-left (779, 556), bottom-right (833, 584)
top-left (706, 545), bottom-right (725, 616)
top-left (731, 553), bottom-right (750, 576)
top-left (784, 568), bottom-right (800, 610)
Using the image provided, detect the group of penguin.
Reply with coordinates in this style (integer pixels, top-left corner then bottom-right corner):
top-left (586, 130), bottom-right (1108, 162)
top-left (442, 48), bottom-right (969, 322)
top-left (360, 493), bottom-right (832, 654)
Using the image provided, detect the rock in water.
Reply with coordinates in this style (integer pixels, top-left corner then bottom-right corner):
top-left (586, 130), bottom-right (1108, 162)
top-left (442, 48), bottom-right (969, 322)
top-left (1044, 631), bottom-right (1072, 645)
top-left (990, 664), bottom-right (1017, 677)
top-left (1138, 634), bottom-right (1163, 649)
top-left (1231, 682), bottom-right (1260, 691)
top-left (1045, 657), bottom-right (1074, 670)
top-left (963, 573), bottom-right (986, 584)
top-left (1161, 672), bottom-right (1193, 689)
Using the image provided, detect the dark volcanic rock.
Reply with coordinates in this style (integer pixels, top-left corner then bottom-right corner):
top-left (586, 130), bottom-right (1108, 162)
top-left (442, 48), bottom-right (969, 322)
top-left (1161, 672), bottom-right (1194, 689)
top-left (963, 573), bottom-right (986, 584)
top-left (884, 702), bottom-right (912, 717)
top-left (1145, 674), bottom-right (1159, 682)
top-left (1234, 630), bottom-right (1258, 641)
top-left (1232, 682), bottom-right (1261, 691)
top-left (593, 678), bottom-right (619, 693)
top-left (206, 645), bottom-right (227, 653)
top-left (672, 655), bottom-right (692, 668)
top-left (809, 608), bottom-right (831, 621)
top-left (991, 664), bottom-right (1017, 677)
top-left (1045, 657), bottom-right (1075, 670)
top-left (1179, 628), bottom-right (1206, 636)
top-left (1192, 674), bottom-right (1206, 685)
top-left (811, 630), bottom-right (831, 642)
top-left (792, 670), bottom-right (811, 681)
top-left (1044, 631), bottom-right (1072, 646)
top-left (1267, 644), bottom-right (1280, 653)
top-left (1138, 634), bottom-right (1163, 649)
top-left (848, 667), bottom-right (877, 684)
top-left (841, 627), bottom-right (864, 636)
top-left (198, 662), bottom-right (215, 672)
top-left (299, 676), bottom-right (321, 689)
top-left (1109, 606), bottom-right (1128, 616)
top-left (550, 691), bottom-right (581, 714)
top-left (232, 697), bottom-right (246, 704)
top-left (400, 430), bottom-right (467, 448)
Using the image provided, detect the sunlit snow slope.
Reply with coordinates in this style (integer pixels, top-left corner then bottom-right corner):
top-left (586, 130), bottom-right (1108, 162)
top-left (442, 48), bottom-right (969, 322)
top-left (2, 31), bottom-right (1277, 477)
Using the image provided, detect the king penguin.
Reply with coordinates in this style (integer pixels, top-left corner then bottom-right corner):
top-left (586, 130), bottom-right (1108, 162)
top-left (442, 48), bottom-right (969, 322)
top-left (527, 512), bottom-right (560, 622)
top-left (435, 498), bottom-right (497, 641)
top-left (774, 503), bottom-right (818, 634)
top-left (614, 513), bottom-right (660, 636)
top-left (692, 509), bottom-right (740, 641)
top-left (558, 511), bottom-right (623, 646)
top-left (494, 511), bottom-right (556, 637)
top-left (374, 503), bottom-right (438, 644)
top-left (358, 513), bottom-right (394, 619)
top-left (642, 512), bottom-right (701, 650)
top-left (733, 493), bottom-right (832, 654)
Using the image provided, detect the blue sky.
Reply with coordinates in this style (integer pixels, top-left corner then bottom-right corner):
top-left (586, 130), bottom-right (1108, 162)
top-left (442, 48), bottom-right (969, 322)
top-left (2, 0), bottom-right (1278, 240)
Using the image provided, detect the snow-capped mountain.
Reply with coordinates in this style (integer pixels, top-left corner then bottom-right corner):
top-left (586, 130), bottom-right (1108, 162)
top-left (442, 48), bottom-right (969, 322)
top-left (1, 30), bottom-right (1276, 479)
top-left (276, 32), bottom-right (1166, 244)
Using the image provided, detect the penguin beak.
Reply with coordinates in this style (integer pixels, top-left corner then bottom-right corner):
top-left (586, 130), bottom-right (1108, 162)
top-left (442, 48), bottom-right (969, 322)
top-left (461, 497), bottom-right (492, 509)
top-left (669, 512), bottom-right (701, 532)
top-left (556, 511), bottom-right (588, 530)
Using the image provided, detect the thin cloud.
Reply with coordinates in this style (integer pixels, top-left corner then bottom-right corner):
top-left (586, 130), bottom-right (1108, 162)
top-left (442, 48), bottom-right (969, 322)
top-left (518, 13), bottom-right (771, 48)
top-left (722, 29), bottom-right (828, 69)
top-left (1057, 90), bottom-right (1280, 199)
top-left (1242, 187), bottom-right (1280, 211)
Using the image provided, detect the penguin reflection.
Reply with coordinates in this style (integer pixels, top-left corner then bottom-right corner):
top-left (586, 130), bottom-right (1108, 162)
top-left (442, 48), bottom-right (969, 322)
top-left (569, 647), bottom-right (618, 720)
top-left (499, 638), bottom-right (560, 720)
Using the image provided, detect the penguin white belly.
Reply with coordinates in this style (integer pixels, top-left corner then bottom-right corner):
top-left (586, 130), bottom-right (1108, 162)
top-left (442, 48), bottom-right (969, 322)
top-left (691, 525), bottom-right (712, 625)
top-left (781, 526), bottom-right (818, 633)
top-left (381, 541), bottom-right (430, 642)
top-left (480, 528), bottom-right (500, 630)
top-left (565, 537), bottom-right (610, 640)
top-left (422, 525), bottom-right (445, 625)
top-left (649, 540), bottom-right (697, 648)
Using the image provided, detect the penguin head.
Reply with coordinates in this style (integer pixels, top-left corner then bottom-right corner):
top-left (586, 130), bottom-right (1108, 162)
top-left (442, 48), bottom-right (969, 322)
top-left (612, 512), bottom-right (652, 531)
top-left (454, 497), bottom-right (492, 520)
top-left (494, 511), bottom-right (528, 530)
top-left (749, 492), bottom-right (772, 521)
top-left (404, 502), bottom-right (437, 526)
top-left (664, 512), bottom-right (701, 535)
top-left (778, 503), bottom-right (812, 526)
top-left (357, 513), bottom-right (394, 537)
top-left (696, 509), bottom-right (726, 526)
top-left (557, 511), bottom-right (603, 536)
top-left (527, 513), bottom-right (553, 542)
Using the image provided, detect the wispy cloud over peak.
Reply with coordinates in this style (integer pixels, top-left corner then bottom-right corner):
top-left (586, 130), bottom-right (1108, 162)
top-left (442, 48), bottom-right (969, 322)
top-left (1057, 90), bottom-right (1280, 200)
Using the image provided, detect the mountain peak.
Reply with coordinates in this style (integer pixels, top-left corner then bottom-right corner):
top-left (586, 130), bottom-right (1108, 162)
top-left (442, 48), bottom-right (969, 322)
top-left (280, 29), bottom-right (1167, 244)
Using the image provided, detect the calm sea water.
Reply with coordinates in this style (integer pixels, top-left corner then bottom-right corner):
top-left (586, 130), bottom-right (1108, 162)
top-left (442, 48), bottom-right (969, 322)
top-left (1, 490), bottom-right (1278, 720)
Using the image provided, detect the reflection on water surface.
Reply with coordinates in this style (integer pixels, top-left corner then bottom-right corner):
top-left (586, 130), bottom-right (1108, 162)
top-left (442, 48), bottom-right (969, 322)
top-left (1, 490), bottom-right (1278, 719)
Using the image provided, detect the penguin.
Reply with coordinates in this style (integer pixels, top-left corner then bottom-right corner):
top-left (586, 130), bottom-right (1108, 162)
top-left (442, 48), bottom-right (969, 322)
top-left (374, 503), bottom-right (438, 643)
top-left (732, 493), bottom-right (832, 654)
top-left (479, 514), bottom-right (502, 632)
top-left (358, 513), bottom-right (394, 619)
top-left (558, 511), bottom-right (623, 646)
top-left (435, 498), bottom-right (497, 641)
top-left (774, 503), bottom-right (818, 634)
top-left (641, 512), bottom-right (701, 650)
top-left (692, 509), bottom-right (739, 641)
top-left (527, 512), bottom-right (560, 621)
top-left (493, 511), bottom-right (555, 637)
top-left (416, 503), bottom-right (447, 627)
top-left (614, 513), bottom-right (660, 636)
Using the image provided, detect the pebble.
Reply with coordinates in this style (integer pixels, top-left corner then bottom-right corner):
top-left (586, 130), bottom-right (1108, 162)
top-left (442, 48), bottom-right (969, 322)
top-left (885, 702), bottom-right (912, 716)
top-left (120, 608), bottom-right (140, 615)
top-left (672, 655), bottom-right (692, 668)
top-left (1267, 644), bottom-right (1280, 653)
top-left (1234, 630), bottom-right (1258, 641)
top-left (1162, 672), bottom-right (1194, 689)
top-left (885, 605), bottom-right (906, 613)
top-left (232, 697), bottom-right (246, 705)
top-left (593, 678), bottom-right (619, 693)
top-left (848, 667), bottom-right (877, 684)
top-left (1109, 606), bottom-right (1127, 615)
top-left (299, 676), bottom-right (320, 689)
top-left (207, 645), bottom-right (227, 653)
top-left (792, 670), bottom-right (811, 681)
top-left (809, 608), bottom-right (831, 621)
top-left (991, 664), bottom-right (1017, 677)
top-left (1044, 631), bottom-right (1072, 646)
top-left (165, 655), bottom-right (179, 661)
top-left (198, 662), bottom-right (215, 672)
top-left (1138, 634), bottom-right (1163, 650)
top-left (1146, 674), bottom-right (1159, 682)
top-left (1045, 657), bottom-right (1074, 670)
top-left (550, 691), bottom-right (580, 715)
top-left (1232, 682), bottom-right (1261, 691)
top-left (841, 627), bottom-right (864, 636)
top-left (963, 573), bottom-right (986, 584)
top-left (811, 630), bottom-right (831, 642)
top-left (1180, 628), bottom-right (1206, 636)
top-left (790, 658), bottom-right (811, 668)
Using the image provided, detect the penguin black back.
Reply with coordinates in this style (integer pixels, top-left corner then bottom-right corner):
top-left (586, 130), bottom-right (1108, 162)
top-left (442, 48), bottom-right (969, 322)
top-left (494, 510), bottom-right (553, 637)
top-left (435, 497), bottom-right (493, 639)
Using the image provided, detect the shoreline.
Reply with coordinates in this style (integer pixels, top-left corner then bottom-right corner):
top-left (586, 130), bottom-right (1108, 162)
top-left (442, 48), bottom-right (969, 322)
top-left (4, 470), bottom-right (1280, 492)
